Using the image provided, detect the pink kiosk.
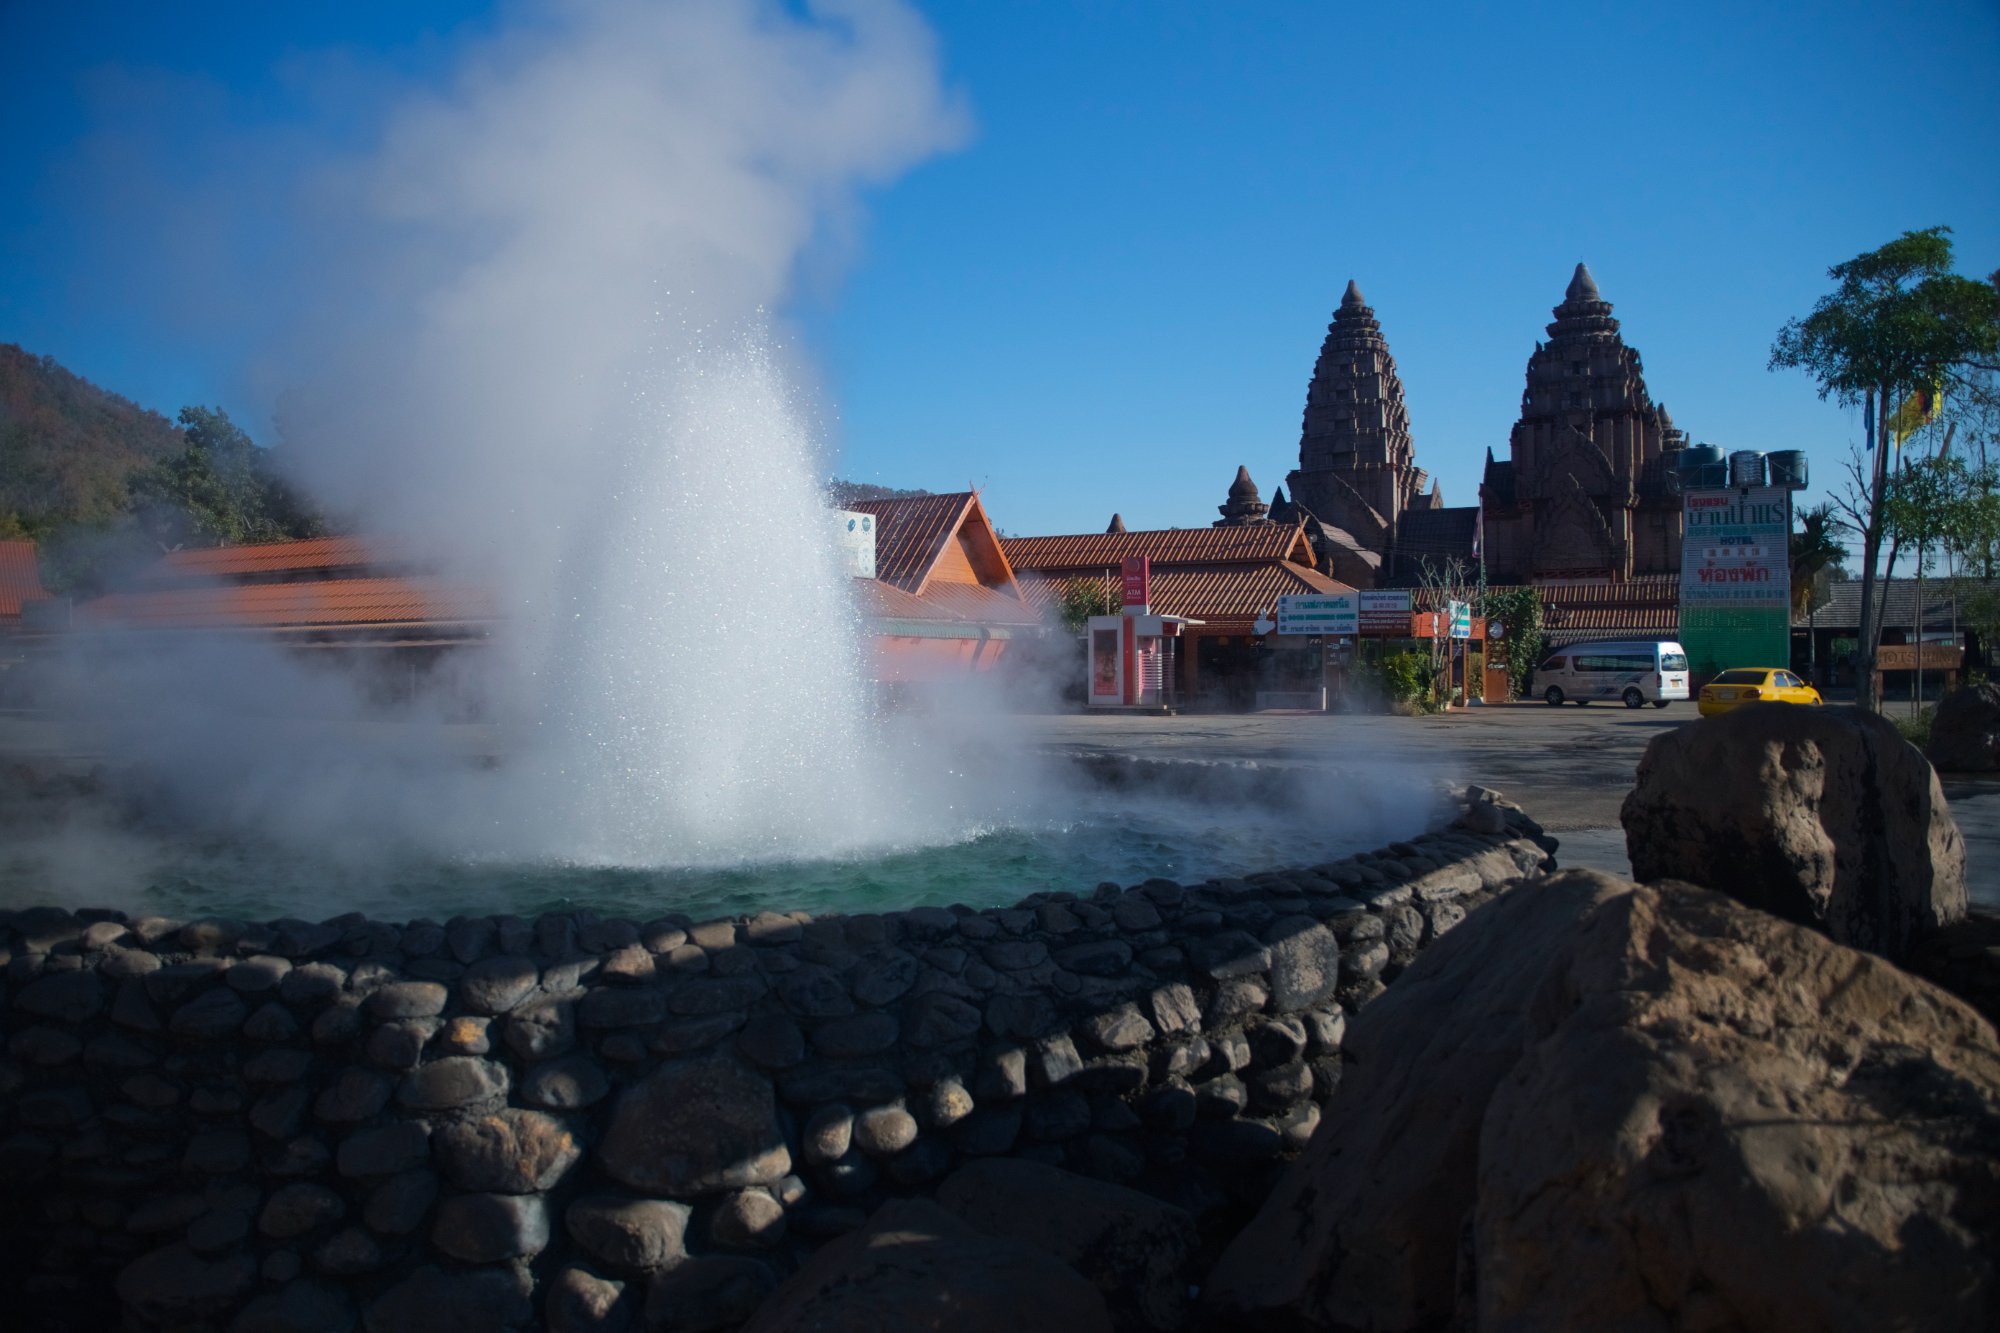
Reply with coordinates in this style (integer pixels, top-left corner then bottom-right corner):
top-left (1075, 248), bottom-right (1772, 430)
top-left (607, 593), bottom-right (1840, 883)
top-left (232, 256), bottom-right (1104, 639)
top-left (1085, 557), bottom-right (1201, 712)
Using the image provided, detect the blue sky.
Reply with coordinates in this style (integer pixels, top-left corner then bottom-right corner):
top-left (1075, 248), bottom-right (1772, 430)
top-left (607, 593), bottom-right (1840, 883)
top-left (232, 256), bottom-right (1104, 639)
top-left (3, 0), bottom-right (1997, 539)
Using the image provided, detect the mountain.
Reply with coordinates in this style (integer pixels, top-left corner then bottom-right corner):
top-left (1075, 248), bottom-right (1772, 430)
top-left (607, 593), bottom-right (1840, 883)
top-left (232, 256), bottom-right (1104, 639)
top-left (0, 344), bottom-right (184, 538)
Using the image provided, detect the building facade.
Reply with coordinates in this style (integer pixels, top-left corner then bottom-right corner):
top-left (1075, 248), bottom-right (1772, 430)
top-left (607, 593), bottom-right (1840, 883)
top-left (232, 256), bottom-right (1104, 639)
top-left (1480, 264), bottom-right (1687, 584)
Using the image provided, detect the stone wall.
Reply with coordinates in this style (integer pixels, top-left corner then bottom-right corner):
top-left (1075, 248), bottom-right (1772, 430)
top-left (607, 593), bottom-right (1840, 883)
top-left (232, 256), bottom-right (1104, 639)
top-left (0, 788), bottom-right (1553, 1333)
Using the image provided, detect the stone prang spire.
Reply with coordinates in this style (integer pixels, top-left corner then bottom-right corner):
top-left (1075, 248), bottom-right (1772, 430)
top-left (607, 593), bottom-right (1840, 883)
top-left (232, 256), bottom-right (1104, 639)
top-left (1214, 465), bottom-right (1271, 526)
top-left (1478, 262), bottom-right (1689, 583)
top-left (1106, 513), bottom-right (1127, 534)
top-left (1284, 279), bottom-right (1431, 564)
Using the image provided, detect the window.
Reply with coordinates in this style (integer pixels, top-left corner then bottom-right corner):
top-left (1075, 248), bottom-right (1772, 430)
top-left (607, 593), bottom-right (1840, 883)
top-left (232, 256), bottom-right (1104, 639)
top-left (1573, 654), bottom-right (1652, 673)
top-left (1661, 652), bottom-right (1689, 672)
top-left (1713, 669), bottom-right (1768, 685)
top-left (1777, 672), bottom-right (1801, 688)
top-left (1539, 656), bottom-right (1567, 672)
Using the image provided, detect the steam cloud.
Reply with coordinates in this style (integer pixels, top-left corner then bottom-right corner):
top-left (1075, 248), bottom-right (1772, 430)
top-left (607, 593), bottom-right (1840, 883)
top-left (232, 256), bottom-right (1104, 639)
top-left (41, 0), bottom-right (982, 881)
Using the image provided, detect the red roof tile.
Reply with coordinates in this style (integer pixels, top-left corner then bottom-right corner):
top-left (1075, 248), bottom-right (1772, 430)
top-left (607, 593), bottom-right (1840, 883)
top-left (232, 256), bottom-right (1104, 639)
top-left (1020, 562), bottom-right (1348, 632)
top-left (80, 577), bottom-right (493, 632)
top-left (1003, 525), bottom-right (1310, 571)
top-left (0, 540), bottom-right (49, 618)
top-left (141, 536), bottom-right (399, 582)
top-left (846, 494), bottom-right (975, 592)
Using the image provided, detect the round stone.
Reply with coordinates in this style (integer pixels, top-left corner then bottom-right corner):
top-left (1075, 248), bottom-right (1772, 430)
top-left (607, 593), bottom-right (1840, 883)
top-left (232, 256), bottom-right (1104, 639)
top-left (431, 1192), bottom-right (550, 1264)
top-left (710, 1188), bottom-right (786, 1249)
top-left (259, 1183), bottom-right (346, 1239)
top-left (435, 1109), bottom-right (581, 1194)
top-left (566, 1194), bottom-right (692, 1272)
top-left (802, 1104), bottom-right (854, 1166)
top-left (853, 1104), bottom-right (919, 1157)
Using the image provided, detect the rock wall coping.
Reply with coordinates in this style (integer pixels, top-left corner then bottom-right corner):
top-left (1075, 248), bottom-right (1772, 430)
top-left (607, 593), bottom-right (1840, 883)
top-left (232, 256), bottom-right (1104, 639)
top-left (0, 786), bottom-right (1554, 1332)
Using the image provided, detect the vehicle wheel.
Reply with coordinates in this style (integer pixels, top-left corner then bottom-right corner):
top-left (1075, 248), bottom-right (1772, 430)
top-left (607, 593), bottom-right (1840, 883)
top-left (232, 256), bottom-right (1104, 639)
top-left (1652, 700), bottom-right (1669, 709)
top-left (1622, 688), bottom-right (1645, 709)
top-left (1543, 687), bottom-right (1564, 706)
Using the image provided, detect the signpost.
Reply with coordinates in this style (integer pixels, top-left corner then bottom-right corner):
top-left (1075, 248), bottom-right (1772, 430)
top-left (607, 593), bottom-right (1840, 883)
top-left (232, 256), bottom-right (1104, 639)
top-left (1359, 589), bottom-right (1412, 636)
top-left (1448, 601), bottom-right (1472, 640)
top-left (1276, 593), bottom-right (1357, 637)
top-left (1121, 556), bottom-right (1152, 615)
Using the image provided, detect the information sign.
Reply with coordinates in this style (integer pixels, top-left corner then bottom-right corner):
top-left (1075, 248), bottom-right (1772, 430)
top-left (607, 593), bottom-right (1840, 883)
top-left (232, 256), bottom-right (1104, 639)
top-left (1276, 593), bottom-right (1357, 637)
top-left (1121, 556), bottom-right (1152, 612)
top-left (1449, 601), bottom-right (1472, 640)
top-left (1358, 589), bottom-right (1412, 636)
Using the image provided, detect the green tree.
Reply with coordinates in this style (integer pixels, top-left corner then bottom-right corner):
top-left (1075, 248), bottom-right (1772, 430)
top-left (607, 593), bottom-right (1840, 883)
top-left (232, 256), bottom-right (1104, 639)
top-left (1789, 503), bottom-right (1847, 619)
top-left (1481, 585), bottom-right (1545, 699)
top-left (130, 406), bottom-right (323, 549)
top-left (1770, 227), bottom-right (2000, 711)
top-left (1052, 577), bottom-right (1119, 634)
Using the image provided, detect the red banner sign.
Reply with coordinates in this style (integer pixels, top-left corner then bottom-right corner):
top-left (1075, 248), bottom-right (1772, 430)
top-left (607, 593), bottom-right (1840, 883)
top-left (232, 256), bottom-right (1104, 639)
top-left (1120, 556), bottom-right (1151, 612)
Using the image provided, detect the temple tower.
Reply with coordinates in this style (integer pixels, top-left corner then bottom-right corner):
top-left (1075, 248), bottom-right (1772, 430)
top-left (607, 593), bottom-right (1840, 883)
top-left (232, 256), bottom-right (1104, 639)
top-left (1286, 281), bottom-right (1434, 560)
top-left (1480, 264), bottom-right (1687, 582)
top-left (1214, 466), bottom-right (1272, 526)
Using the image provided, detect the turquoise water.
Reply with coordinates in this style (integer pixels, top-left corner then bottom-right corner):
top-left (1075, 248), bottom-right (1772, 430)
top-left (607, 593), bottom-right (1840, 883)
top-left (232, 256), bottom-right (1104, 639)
top-left (1, 780), bottom-right (1434, 926)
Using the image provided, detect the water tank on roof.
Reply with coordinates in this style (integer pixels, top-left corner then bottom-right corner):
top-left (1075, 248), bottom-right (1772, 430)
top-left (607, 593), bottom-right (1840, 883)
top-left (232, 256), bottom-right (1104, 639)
top-left (1680, 444), bottom-right (1724, 470)
top-left (1729, 451), bottom-right (1767, 488)
top-left (1768, 450), bottom-right (1809, 490)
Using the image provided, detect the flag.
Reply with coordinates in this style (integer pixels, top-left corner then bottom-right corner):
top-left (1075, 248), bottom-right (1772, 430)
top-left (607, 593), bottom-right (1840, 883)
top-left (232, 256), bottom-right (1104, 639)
top-left (1888, 382), bottom-right (1944, 449)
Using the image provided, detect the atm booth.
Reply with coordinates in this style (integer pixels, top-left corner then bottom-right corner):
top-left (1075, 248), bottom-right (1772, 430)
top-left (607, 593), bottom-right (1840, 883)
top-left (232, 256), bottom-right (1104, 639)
top-left (1086, 611), bottom-right (1202, 712)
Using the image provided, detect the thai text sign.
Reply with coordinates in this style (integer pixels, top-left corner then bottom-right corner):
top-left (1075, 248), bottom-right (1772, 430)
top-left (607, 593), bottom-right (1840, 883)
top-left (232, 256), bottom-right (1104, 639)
top-left (1682, 487), bottom-right (1788, 608)
top-left (1359, 589), bottom-right (1412, 636)
top-left (1121, 556), bottom-right (1151, 611)
top-left (1449, 601), bottom-right (1472, 639)
top-left (1277, 593), bottom-right (1357, 637)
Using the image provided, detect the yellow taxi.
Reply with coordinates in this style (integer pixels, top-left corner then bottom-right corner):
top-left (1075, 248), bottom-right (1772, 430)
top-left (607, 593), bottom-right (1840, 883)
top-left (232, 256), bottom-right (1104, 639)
top-left (1696, 667), bottom-right (1823, 717)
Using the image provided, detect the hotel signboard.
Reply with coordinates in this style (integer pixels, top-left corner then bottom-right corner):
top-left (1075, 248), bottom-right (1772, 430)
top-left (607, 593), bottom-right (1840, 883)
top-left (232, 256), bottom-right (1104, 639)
top-left (1680, 484), bottom-right (1790, 675)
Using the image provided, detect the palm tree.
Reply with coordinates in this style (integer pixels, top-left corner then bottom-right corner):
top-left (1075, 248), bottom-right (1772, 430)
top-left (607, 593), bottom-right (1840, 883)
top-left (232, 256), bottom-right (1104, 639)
top-left (1791, 504), bottom-right (1847, 619)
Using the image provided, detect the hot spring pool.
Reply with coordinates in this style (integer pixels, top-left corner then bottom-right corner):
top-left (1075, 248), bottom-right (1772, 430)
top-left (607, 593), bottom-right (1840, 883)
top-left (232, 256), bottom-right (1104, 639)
top-left (0, 753), bottom-right (1447, 926)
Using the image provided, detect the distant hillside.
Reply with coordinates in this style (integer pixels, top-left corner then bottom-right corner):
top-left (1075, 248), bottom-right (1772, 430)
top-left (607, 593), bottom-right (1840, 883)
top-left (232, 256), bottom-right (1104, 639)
top-left (0, 344), bottom-right (184, 538)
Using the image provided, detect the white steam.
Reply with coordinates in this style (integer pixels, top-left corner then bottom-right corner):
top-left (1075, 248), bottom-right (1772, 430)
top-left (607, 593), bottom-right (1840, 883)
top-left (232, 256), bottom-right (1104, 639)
top-left (50, 0), bottom-right (979, 876)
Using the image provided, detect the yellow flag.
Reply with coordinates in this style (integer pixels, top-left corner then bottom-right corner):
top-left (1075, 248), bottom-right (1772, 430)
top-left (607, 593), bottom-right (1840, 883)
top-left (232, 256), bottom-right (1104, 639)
top-left (1888, 382), bottom-right (1943, 448)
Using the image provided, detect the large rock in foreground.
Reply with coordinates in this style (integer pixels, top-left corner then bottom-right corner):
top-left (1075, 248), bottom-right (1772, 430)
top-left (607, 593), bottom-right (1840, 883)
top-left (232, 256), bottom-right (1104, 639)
top-left (740, 1198), bottom-right (1111, 1333)
top-left (1204, 870), bottom-right (2000, 1332)
top-left (933, 1159), bottom-right (1199, 1330)
top-left (1927, 681), bottom-right (2000, 771)
top-left (1622, 703), bottom-right (1965, 959)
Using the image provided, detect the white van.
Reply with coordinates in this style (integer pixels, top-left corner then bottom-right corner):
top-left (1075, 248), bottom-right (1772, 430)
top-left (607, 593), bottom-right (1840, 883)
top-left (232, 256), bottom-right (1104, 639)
top-left (1535, 639), bottom-right (1691, 708)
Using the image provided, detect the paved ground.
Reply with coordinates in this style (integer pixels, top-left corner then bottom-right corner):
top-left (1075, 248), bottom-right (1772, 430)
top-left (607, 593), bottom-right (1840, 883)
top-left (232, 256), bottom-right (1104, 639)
top-left (1021, 702), bottom-right (2000, 908)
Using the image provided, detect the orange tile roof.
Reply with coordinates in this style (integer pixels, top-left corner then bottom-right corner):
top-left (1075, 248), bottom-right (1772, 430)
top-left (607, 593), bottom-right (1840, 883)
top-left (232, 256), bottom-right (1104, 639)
top-left (855, 578), bottom-right (1043, 626)
top-left (1020, 562), bottom-right (1348, 632)
top-left (1002, 524), bottom-right (1309, 571)
top-left (80, 577), bottom-right (494, 633)
top-left (141, 536), bottom-right (398, 582)
top-left (846, 494), bottom-right (975, 592)
top-left (0, 540), bottom-right (49, 618)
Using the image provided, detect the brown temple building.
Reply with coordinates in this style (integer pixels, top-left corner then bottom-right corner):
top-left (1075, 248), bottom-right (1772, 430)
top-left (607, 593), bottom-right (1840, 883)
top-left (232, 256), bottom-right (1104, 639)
top-left (1480, 263), bottom-right (1687, 584)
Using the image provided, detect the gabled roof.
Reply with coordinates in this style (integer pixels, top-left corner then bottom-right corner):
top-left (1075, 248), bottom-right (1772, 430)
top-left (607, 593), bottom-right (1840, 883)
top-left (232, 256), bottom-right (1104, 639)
top-left (1002, 523), bottom-right (1312, 572)
top-left (846, 492), bottom-right (1022, 601)
top-left (1480, 454), bottom-right (1516, 507)
top-left (0, 540), bottom-right (49, 618)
